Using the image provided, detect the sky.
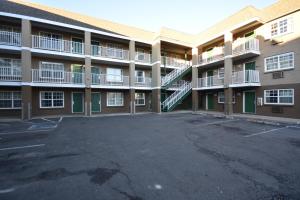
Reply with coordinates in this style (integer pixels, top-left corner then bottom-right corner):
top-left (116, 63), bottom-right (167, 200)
top-left (27, 0), bottom-right (277, 34)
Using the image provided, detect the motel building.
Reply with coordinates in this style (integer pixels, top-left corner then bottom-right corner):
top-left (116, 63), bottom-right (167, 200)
top-left (0, 0), bottom-right (299, 120)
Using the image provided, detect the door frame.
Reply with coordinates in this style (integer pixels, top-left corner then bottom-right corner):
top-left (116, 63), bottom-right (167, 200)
top-left (71, 92), bottom-right (84, 113)
top-left (206, 93), bottom-right (214, 110)
top-left (91, 92), bottom-right (101, 113)
top-left (243, 90), bottom-right (256, 114)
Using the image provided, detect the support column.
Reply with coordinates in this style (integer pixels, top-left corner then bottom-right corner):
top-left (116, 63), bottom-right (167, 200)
top-left (151, 40), bottom-right (161, 113)
top-left (21, 19), bottom-right (32, 120)
top-left (192, 47), bottom-right (199, 112)
top-left (224, 32), bottom-right (233, 115)
top-left (84, 31), bottom-right (92, 116)
top-left (129, 40), bottom-right (136, 114)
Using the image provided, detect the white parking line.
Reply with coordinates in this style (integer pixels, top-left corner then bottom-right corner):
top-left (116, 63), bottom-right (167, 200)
top-left (0, 144), bottom-right (45, 151)
top-left (244, 127), bottom-right (287, 138)
top-left (195, 119), bottom-right (239, 127)
top-left (58, 117), bottom-right (63, 123)
top-left (41, 118), bottom-right (56, 123)
top-left (0, 188), bottom-right (15, 194)
top-left (0, 129), bottom-right (53, 135)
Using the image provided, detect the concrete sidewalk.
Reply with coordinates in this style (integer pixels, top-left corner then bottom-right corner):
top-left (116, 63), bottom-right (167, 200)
top-left (194, 111), bottom-right (300, 125)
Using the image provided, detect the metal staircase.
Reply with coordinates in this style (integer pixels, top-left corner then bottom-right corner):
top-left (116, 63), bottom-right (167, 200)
top-left (161, 82), bottom-right (192, 112)
top-left (161, 65), bottom-right (191, 88)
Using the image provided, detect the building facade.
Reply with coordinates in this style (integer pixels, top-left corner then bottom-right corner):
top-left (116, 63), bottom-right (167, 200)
top-left (0, 0), bottom-right (299, 119)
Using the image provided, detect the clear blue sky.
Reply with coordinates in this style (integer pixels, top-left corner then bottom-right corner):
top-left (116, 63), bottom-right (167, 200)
top-left (27, 0), bottom-right (277, 34)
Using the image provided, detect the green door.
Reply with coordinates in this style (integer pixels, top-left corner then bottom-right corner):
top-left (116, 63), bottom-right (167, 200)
top-left (245, 62), bottom-right (255, 83)
top-left (207, 94), bottom-right (214, 110)
top-left (91, 92), bottom-right (101, 112)
top-left (207, 70), bottom-right (214, 86)
top-left (244, 91), bottom-right (255, 113)
top-left (91, 67), bottom-right (100, 84)
top-left (72, 64), bottom-right (83, 84)
top-left (72, 92), bottom-right (83, 113)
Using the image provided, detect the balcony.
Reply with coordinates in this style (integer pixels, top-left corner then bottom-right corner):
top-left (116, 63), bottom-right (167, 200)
top-left (232, 38), bottom-right (260, 60)
top-left (230, 70), bottom-right (260, 87)
top-left (135, 76), bottom-right (152, 88)
top-left (161, 56), bottom-right (191, 69)
top-left (0, 31), bottom-right (21, 47)
top-left (91, 74), bottom-right (129, 88)
top-left (198, 46), bottom-right (225, 67)
top-left (32, 69), bottom-right (85, 87)
top-left (197, 75), bottom-right (224, 90)
top-left (32, 35), bottom-right (84, 55)
top-left (91, 45), bottom-right (129, 61)
top-left (0, 67), bottom-right (22, 83)
top-left (135, 52), bottom-right (151, 64)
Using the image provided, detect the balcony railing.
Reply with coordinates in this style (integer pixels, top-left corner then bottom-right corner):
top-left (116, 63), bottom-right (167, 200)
top-left (197, 75), bottom-right (224, 88)
top-left (232, 38), bottom-right (259, 56)
top-left (135, 53), bottom-right (151, 64)
top-left (199, 46), bottom-right (225, 65)
top-left (32, 69), bottom-right (85, 85)
top-left (91, 45), bottom-right (129, 60)
top-left (0, 31), bottom-right (21, 46)
top-left (0, 67), bottom-right (22, 81)
top-left (161, 56), bottom-right (191, 68)
top-left (135, 76), bottom-right (151, 87)
top-left (32, 35), bottom-right (84, 54)
top-left (91, 74), bottom-right (129, 86)
top-left (231, 70), bottom-right (260, 85)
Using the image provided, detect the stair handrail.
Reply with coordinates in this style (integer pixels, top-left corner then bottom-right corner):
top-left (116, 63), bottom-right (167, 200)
top-left (161, 65), bottom-right (190, 86)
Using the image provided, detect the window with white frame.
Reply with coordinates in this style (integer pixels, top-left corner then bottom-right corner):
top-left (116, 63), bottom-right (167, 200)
top-left (39, 62), bottom-right (64, 79)
top-left (218, 67), bottom-right (224, 79)
top-left (0, 58), bottom-right (21, 76)
top-left (40, 91), bottom-right (64, 108)
top-left (107, 92), bottom-right (123, 106)
top-left (135, 70), bottom-right (145, 83)
top-left (271, 17), bottom-right (293, 37)
top-left (265, 52), bottom-right (294, 72)
top-left (218, 92), bottom-right (235, 104)
top-left (107, 43), bottom-right (123, 58)
top-left (0, 91), bottom-right (21, 109)
top-left (39, 32), bottom-right (62, 40)
top-left (136, 48), bottom-right (145, 61)
top-left (135, 93), bottom-right (145, 106)
top-left (106, 68), bottom-right (122, 82)
top-left (264, 89), bottom-right (294, 105)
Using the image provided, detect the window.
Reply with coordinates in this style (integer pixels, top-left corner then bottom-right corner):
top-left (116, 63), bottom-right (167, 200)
top-left (218, 92), bottom-right (235, 104)
top-left (0, 58), bottom-right (21, 76)
top-left (135, 70), bottom-right (145, 83)
top-left (40, 91), bottom-right (64, 108)
top-left (265, 52), bottom-right (294, 72)
top-left (39, 32), bottom-right (62, 40)
top-left (106, 68), bottom-right (122, 82)
top-left (218, 68), bottom-right (224, 79)
top-left (0, 91), bottom-right (21, 109)
top-left (107, 43), bottom-right (123, 58)
top-left (135, 93), bottom-right (145, 106)
top-left (270, 17), bottom-right (293, 37)
top-left (107, 92), bottom-right (123, 106)
top-left (136, 48), bottom-right (145, 61)
top-left (264, 89), bottom-right (294, 105)
top-left (40, 62), bottom-right (64, 79)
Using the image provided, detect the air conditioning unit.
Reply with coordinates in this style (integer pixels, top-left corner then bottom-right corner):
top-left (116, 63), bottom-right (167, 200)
top-left (271, 38), bottom-right (283, 45)
top-left (272, 106), bottom-right (283, 114)
top-left (272, 71), bottom-right (284, 79)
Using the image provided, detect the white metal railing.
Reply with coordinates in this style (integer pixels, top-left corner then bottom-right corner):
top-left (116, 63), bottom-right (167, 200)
top-left (32, 69), bottom-right (85, 84)
top-left (161, 65), bottom-right (191, 86)
top-left (0, 31), bottom-right (21, 46)
top-left (232, 38), bottom-right (259, 56)
top-left (162, 82), bottom-right (192, 110)
top-left (168, 80), bottom-right (189, 89)
top-left (161, 56), bottom-right (191, 68)
top-left (91, 45), bottom-right (129, 60)
top-left (0, 67), bottom-right (22, 81)
top-left (135, 76), bottom-right (151, 87)
top-left (135, 52), bottom-right (151, 64)
top-left (91, 74), bottom-right (129, 86)
top-left (197, 75), bottom-right (224, 88)
top-left (199, 46), bottom-right (224, 65)
top-left (32, 35), bottom-right (84, 54)
top-left (231, 70), bottom-right (260, 85)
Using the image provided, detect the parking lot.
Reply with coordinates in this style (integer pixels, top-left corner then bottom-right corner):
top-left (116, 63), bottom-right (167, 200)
top-left (0, 113), bottom-right (299, 200)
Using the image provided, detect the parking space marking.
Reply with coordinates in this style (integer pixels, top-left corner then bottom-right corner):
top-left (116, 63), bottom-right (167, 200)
top-left (58, 117), bottom-right (63, 123)
top-left (195, 119), bottom-right (239, 127)
top-left (0, 144), bottom-right (45, 151)
top-left (0, 129), bottom-right (53, 135)
top-left (0, 188), bottom-right (15, 194)
top-left (41, 118), bottom-right (57, 123)
top-left (244, 127), bottom-right (287, 138)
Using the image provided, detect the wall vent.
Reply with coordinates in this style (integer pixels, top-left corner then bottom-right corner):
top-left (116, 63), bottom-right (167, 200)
top-left (272, 71), bottom-right (284, 79)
